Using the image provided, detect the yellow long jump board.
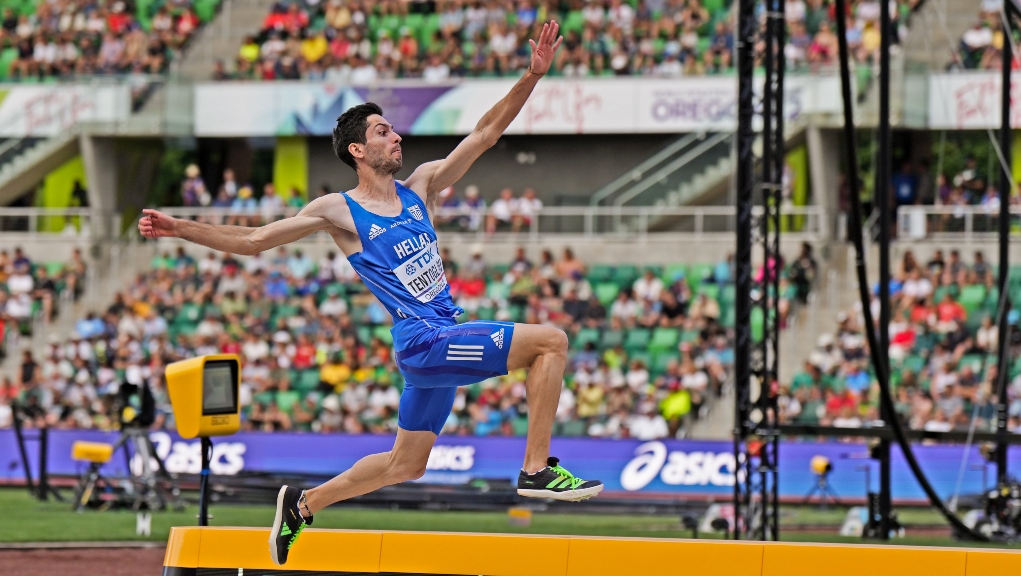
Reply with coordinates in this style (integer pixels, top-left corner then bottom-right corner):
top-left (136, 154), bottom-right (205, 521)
top-left (163, 526), bottom-right (1021, 576)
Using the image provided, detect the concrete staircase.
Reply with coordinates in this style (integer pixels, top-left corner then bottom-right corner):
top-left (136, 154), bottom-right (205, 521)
top-left (173, 0), bottom-right (278, 81)
top-left (902, 0), bottom-right (981, 70)
top-left (0, 133), bottom-right (80, 206)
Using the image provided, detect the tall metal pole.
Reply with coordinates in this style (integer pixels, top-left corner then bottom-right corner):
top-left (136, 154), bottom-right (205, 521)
top-left (877, 0), bottom-right (894, 541)
top-left (732, 0), bottom-right (757, 541)
top-left (996, 11), bottom-right (1013, 486)
top-left (769, 0), bottom-right (786, 540)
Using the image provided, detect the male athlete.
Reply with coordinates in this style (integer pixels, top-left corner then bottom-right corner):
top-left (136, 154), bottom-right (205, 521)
top-left (138, 20), bottom-right (602, 566)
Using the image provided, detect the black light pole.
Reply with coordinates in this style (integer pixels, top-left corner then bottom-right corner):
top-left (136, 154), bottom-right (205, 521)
top-left (198, 437), bottom-right (212, 526)
top-left (876, 0), bottom-right (894, 541)
top-left (995, 8), bottom-right (1013, 487)
top-left (732, 0), bottom-right (756, 540)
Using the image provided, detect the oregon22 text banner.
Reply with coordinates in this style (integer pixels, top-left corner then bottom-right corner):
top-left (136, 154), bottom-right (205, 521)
top-left (194, 77), bottom-right (841, 137)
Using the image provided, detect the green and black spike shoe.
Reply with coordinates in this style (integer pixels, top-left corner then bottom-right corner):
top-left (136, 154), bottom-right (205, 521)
top-left (517, 457), bottom-right (604, 501)
top-left (269, 485), bottom-right (313, 565)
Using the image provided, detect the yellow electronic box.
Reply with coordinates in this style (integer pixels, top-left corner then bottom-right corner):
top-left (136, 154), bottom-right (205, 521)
top-left (166, 354), bottom-right (241, 439)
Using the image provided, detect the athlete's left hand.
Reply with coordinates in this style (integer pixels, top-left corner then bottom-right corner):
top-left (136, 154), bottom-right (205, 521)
top-left (528, 20), bottom-right (563, 77)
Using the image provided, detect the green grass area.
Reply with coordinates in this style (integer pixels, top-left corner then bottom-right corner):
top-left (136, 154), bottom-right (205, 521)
top-left (0, 488), bottom-right (1013, 548)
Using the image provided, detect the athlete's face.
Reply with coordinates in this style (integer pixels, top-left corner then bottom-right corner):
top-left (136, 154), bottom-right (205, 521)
top-left (362, 115), bottom-right (403, 175)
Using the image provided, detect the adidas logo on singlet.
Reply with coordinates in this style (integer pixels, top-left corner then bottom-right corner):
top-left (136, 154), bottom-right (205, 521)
top-left (368, 224), bottom-right (386, 240)
top-left (490, 328), bottom-right (505, 350)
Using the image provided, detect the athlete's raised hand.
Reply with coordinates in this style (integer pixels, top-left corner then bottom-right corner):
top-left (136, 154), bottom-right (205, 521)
top-left (528, 20), bottom-right (563, 77)
top-left (138, 208), bottom-right (179, 239)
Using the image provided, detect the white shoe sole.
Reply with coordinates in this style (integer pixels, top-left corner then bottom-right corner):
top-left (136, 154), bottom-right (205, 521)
top-left (268, 485), bottom-right (287, 566)
top-left (517, 484), bottom-right (604, 502)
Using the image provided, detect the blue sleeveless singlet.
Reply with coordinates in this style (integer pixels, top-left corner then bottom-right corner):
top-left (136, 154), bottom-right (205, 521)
top-left (341, 182), bottom-right (516, 435)
top-left (342, 182), bottom-right (463, 323)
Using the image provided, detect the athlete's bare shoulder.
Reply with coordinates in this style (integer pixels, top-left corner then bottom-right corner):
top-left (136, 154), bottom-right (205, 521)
top-left (303, 192), bottom-right (356, 234)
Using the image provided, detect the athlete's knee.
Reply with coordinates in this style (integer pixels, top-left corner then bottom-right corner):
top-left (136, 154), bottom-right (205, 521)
top-left (386, 455), bottom-right (428, 483)
top-left (547, 327), bottom-right (569, 358)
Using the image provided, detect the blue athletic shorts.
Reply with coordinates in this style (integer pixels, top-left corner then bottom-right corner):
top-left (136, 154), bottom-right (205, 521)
top-left (391, 318), bottom-right (516, 434)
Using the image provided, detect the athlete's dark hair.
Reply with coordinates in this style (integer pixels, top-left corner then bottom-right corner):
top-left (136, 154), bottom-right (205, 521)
top-left (333, 102), bottom-right (383, 170)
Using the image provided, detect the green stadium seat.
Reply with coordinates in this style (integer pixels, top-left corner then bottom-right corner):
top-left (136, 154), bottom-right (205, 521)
top-left (174, 303), bottom-right (202, 325)
top-left (477, 306), bottom-right (496, 320)
top-left (595, 282), bottom-right (620, 306)
top-left (562, 10), bottom-right (585, 35)
top-left (276, 390), bottom-right (301, 414)
top-left (662, 263), bottom-right (686, 284)
top-left (680, 329), bottom-right (701, 344)
top-left (649, 328), bottom-right (680, 352)
top-left (751, 307), bottom-right (764, 343)
top-left (628, 350), bottom-right (652, 368)
top-left (624, 329), bottom-right (651, 351)
top-left (559, 420), bottom-right (587, 437)
top-left (699, 283), bottom-right (720, 302)
top-left (600, 329), bottom-right (625, 349)
top-left (688, 263), bottom-right (714, 288)
top-left (574, 327), bottom-right (601, 349)
top-left (612, 265), bottom-right (639, 287)
top-left (0, 48), bottom-right (17, 80)
top-left (356, 325), bottom-right (371, 344)
top-left (486, 282), bottom-right (510, 302)
top-left (588, 265), bottom-right (615, 283)
top-left (651, 352), bottom-right (676, 375)
top-left (512, 418), bottom-right (529, 436)
top-left (295, 370), bottom-right (321, 394)
top-left (959, 285), bottom-right (986, 314)
top-left (372, 325), bottom-right (394, 345)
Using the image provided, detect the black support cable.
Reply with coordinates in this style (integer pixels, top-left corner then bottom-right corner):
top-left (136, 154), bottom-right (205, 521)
top-left (832, 0), bottom-right (988, 542)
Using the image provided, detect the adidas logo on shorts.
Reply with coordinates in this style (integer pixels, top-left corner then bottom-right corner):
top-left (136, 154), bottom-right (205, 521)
top-left (490, 328), bottom-right (505, 350)
top-left (368, 224), bottom-right (386, 240)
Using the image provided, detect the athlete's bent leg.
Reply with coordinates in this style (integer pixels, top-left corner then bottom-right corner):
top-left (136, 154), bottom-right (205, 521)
top-left (506, 323), bottom-right (569, 474)
top-left (303, 428), bottom-right (437, 515)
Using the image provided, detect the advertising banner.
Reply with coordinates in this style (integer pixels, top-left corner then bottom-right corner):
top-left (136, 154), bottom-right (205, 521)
top-left (3, 429), bottom-right (1018, 501)
top-left (0, 84), bottom-right (131, 137)
top-left (194, 76), bottom-right (842, 137)
top-left (928, 72), bottom-right (1021, 129)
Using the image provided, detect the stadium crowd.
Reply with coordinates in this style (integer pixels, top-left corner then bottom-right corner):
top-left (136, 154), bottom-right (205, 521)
top-left (0, 240), bottom-right (820, 438)
top-left (0, 0), bottom-right (211, 81)
top-left (958, 0), bottom-right (1011, 70)
top-left (214, 0), bottom-right (917, 81)
top-left (778, 249), bottom-right (1021, 433)
top-left (0, 246), bottom-right (88, 346)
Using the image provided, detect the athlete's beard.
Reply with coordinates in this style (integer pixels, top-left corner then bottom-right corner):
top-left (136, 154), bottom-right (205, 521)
top-left (367, 146), bottom-right (402, 176)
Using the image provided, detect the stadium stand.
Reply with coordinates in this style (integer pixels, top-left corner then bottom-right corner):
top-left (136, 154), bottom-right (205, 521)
top-left (0, 238), bottom-right (815, 439)
top-left (0, 245), bottom-right (87, 347)
top-left (958, 0), bottom-right (1010, 70)
top-left (215, 0), bottom-right (917, 81)
top-left (0, 0), bottom-right (219, 81)
top-left (778, 249), bottom-right (1021, 433)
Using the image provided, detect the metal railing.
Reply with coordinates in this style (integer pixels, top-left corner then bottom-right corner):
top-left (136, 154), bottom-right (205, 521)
top-left (0, 208), bottom-right (104, 235)
top-left (155, 205), bottom-right (825, 239)
top-left (897, 205), bottom-right (1021, 241)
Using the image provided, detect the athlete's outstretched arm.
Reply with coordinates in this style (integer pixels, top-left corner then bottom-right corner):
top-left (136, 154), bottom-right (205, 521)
top-left (404, 20), bottom-right (562, 206)
top-left (137, 196), bottom-right (341, 255)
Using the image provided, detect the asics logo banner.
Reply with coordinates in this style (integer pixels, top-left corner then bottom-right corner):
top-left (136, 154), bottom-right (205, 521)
top-left (490, 328), bottom-right (505, 350)
top-left (409, 205), bottom-right (424, 220)
top-left (368, 224), bottom-right (386, 240)
top-left (446, 344), bottom-right (483, 361)
top-left (620, 441), bottom-right (737, 491)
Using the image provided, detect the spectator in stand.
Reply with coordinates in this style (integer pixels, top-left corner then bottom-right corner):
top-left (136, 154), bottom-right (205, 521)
top-left (181, 164), bottom-right (207, 207)
top-left (514, 187), bottom-right (543, 232)
top-left (486, 187), bottom-right (517, 234)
